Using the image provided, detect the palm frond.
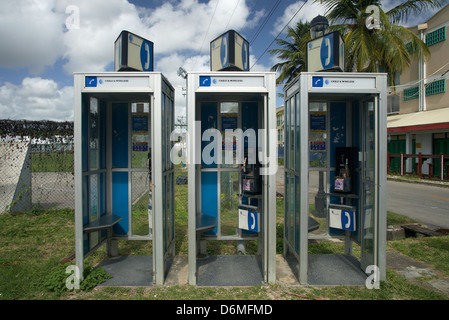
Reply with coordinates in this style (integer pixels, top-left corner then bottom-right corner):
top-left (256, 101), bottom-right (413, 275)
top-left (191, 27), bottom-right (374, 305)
top-left (386, 0), bottom-right (446, 24)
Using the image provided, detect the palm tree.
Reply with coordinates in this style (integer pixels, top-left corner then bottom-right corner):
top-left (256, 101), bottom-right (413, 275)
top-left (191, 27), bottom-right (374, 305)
top-left (270, 0), bottom-right (446, 86)
top-left (269, 21), bottom-right (311, 85)
top-left (321, 0), bottom-right (446, 86)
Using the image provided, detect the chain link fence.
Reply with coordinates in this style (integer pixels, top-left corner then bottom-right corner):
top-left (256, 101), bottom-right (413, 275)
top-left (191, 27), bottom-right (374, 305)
top-left (31, 142), bottom-right (75, 210)
top-left (0, 141), bottom-right (75, 213)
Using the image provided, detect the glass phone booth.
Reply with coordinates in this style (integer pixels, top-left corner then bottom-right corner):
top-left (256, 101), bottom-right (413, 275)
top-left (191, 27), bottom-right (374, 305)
top-left (186, 72), bottom-right (277, 286)
top-left (283, 72), bottom-right (387, 285)
top-left (74, 72), bottom-right (175, 286)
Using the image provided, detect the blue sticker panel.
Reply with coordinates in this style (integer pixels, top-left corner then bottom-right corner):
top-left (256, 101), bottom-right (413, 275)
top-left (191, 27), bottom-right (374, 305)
top-left (242, 40), bottom-right (249, 71)
top-left (220, 33), bottom-right (229, 68)
top-left (201, 171), bottom-right (218, 235)
top-left (112, 103), bottom-right (128, 168)
top-left (140, 40), bottom-right (153, 71)
top-left (246, 210), bottom-right (259, 232)
top-left (341, 210), bottom-right (356, 231)
top-left (320, 34), bottom-right (334, 69)
top-left (112, 172), bottom-right (129, 235)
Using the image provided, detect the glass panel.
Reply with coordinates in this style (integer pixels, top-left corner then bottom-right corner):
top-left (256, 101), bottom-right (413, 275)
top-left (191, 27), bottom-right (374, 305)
top-left (220, 171), bottom-right (239, 236)
top-left (89, 97), bottom-right (99, 171)
top-left (131, 171), bottom-right (150, 236)
top-left (309, 102), bottom-right (327, 168)
top-left (289, 97), bottom-right (295, 170)
top-left (295, 175), bottom-right (300, 254)
top-left (295, 93), bottom-right (300, 171)
top-left (131, 103), bottom-right (150, 169)
top-left (89, 174), bottom-right (99, 249)
top-left (285, 99), bottom-right (289, 169)
top-left (289, 174), bottom-right (295, 247)
top-left (284, 172), bottom-right (290, 242)
top-left (361, 99), bottom-right (376, 269)
top-left (221, 102), bottom-right (239, 168)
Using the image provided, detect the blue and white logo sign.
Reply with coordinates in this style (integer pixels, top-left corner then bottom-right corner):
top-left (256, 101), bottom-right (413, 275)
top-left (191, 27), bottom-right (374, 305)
top-left (220, 33), bottom-right (229, 68)
top-left (329, 207), bottom-right (356, 231)
top-left (242, 41), bottom-right (249, 71)
top-left (140, 40), bottom-right (153, 71)
top-left (239, 209), bottom-right (259, 232)
top-left (341, 210), bottom-right (355, 231)
top-left (199, 76), bottom-right (211, 87)
top-left (320, 33), bottom-right (333, 69)
top-left (312, 76), bottom-right (323, 87)
top-left (85, 76), bottom-right (97, 87)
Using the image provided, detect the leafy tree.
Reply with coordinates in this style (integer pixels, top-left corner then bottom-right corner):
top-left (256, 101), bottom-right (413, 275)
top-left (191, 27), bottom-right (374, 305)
top-left (270, 0), bottom-right (446, 86)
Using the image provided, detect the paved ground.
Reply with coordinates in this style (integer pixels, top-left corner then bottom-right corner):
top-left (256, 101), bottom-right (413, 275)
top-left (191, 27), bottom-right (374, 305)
top-left (160, 252), bottom-right (449, 296)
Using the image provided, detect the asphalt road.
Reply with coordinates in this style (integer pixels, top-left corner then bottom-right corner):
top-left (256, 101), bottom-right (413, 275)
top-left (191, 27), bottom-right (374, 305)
top-left (386, 180), bottom-right (449, 229)
top-left (276, 166), bottom-right (449, 229)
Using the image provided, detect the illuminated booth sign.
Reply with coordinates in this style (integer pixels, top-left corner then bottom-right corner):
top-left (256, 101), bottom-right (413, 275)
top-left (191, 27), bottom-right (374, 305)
top-left (114, 30), bottom-right (154, 72)
top-left (306, 31), bottom-right (344, 72)
top-left (210, 30), bottom-right (250, 72)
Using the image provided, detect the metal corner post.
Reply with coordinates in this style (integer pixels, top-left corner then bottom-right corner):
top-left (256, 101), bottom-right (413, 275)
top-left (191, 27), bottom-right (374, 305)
top-left (152, 74), bottom-right (164, 286)
top-left (299, 74), bottom-right (309, 285)
top-left (74, 74), bottom-right (84, 280)
top-left (187, 74), bottom-right (197, 286)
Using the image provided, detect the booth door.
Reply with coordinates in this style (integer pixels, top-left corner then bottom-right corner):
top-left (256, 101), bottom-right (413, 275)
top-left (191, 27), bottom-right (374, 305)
top-left (360, 96), bottom-right (378, 271)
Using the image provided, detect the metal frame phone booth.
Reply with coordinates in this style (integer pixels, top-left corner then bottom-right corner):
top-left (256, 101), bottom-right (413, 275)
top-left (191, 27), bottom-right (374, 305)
top-left (283, 72), bottom-right (387, 285)
top-left (74, 72), bottom-right (175, 286)
top-left (187, 72), bottom-right (277, 286)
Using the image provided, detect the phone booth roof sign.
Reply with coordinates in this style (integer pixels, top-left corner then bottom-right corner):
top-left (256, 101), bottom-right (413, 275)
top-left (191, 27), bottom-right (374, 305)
top-left (210, 30), bottom-right (249, 72)
top-left (115, 30), bottom-right (154, 72)
top-left (306, 31), bottom-right (344, 72)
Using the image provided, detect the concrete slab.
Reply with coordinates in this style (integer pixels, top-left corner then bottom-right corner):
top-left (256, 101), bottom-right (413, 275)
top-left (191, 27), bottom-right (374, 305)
top-left (98, 255), bottom-right (153, 286)
top-left (196, 255), bottom-right (264, 287)
top-left (284, 254), bottom-right (367, 286)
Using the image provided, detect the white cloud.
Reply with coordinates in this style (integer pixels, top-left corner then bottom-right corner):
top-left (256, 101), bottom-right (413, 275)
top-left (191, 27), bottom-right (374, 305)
top-left (0, 77), bottom-right (73, 121)
top-left (272, 1), bottom-right (326, 37)
top-left (0, 0), bottom-right (269, 121)
top-left (0, 0), bottom-right (66, 73)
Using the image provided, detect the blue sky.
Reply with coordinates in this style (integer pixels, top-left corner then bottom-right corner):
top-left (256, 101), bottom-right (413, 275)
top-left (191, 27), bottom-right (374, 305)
top-left (0, 0), bottom-right (444, 121)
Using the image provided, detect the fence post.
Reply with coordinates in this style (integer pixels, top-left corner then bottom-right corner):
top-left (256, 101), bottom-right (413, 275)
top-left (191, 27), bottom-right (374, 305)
top-left (387, 152), bottom-right (390, 174)
top-left (400, 152), bottom-right (404, 176)
top-left (441, 153), bottom-right (444, 181)
top-left (418, 152), bottom-right (423, 178)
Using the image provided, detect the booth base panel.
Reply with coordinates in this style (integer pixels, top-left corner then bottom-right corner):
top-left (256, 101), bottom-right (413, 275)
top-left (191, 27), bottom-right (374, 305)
top-left (98, 255), bottom-right (173, 286)
top-left (197, 255), bottom-right (264, 286)
top-left (286, 254), bottom-right (367, 286)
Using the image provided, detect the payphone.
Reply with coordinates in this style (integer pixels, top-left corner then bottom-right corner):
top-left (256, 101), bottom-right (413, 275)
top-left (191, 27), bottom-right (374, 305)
top-left (283, 72), bottom-right (387, 285)
top-left (74, 72), bottom-right (175, 286)
top-left (186, 71), bottom-right (277, 286)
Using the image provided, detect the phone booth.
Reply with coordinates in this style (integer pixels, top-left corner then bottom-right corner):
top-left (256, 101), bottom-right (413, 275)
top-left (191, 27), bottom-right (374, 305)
top-left (73, 71), bottom-right (175, 286)
top-left (186, 71), bottom-right (277, 286)
top-left (283, 72), bottom-right (387, 285)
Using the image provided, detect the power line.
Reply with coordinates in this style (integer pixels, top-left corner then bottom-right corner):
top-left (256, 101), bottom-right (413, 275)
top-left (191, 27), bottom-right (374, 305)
top-left (250, 0), bottom-right (309, 70)
top-left (224, 0), bottom-right (242, 31)
top-left (199, 0), bottom-right (220, 53)
top-left (249, 0), bottom-right (282, 44)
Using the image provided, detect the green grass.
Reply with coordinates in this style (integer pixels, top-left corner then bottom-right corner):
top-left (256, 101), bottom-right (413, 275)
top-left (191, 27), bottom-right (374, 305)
top-left (32, 151), bottom-right (74, 173)
top-left (0, 166), bottom-right (448, 300)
